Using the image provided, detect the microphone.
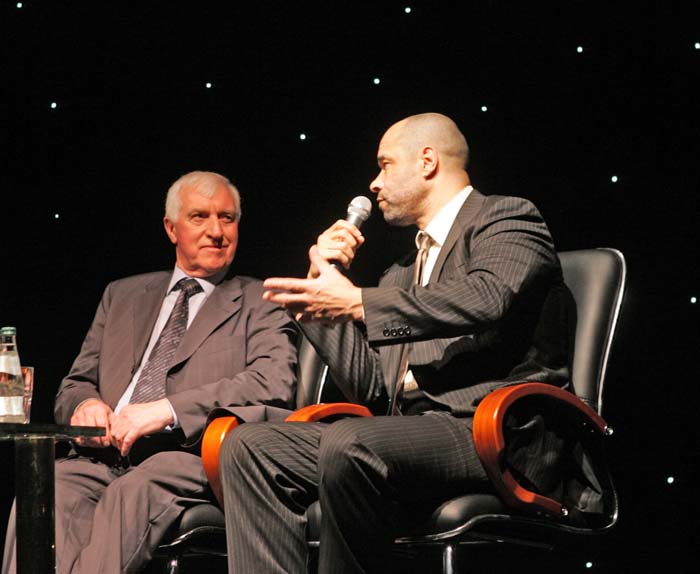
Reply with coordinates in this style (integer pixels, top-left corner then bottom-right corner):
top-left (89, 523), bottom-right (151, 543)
top-left (330, 196), bottom-right (372, 270)
top-left (344, 195), bottom-right (372, 229)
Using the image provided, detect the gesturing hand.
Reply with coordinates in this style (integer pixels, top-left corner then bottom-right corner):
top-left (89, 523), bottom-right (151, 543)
top-left (71, 399), bottom-right (114, 448)
top-left (109, 399), bottom-right (175, 456)
top-left (264, 246), bottom-right (364, 323)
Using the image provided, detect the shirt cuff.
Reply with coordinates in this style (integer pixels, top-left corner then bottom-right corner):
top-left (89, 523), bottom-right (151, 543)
top-left (166, 399), bottom-right (180, 429)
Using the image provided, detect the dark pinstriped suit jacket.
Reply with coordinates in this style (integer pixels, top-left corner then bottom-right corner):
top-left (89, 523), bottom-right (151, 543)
top-left (54, 271), bottom-right (298, 446)
top-left (301, 190), bottom-right (572, 416)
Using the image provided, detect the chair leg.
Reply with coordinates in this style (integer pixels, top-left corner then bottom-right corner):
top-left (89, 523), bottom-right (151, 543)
top-left (442, 543), bottom-right (456, 574)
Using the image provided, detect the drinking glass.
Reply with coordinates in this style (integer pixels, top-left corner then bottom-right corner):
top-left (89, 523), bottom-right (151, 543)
top-left (21, 366), bottom-right (34, 424)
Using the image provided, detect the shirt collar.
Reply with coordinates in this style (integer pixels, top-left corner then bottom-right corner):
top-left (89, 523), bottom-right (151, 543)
top-left (416, 185), bottom-right (473, 249)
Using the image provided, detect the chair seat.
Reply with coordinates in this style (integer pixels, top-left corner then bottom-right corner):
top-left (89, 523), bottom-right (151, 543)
top-left (161, 484), bottom-right (612, 564)
top-left (177, 503), bottom-right (226, 534)
top-left (307, 488), bottom-right (612, 550)
top-left (156, 503), bottom-right (226, 556)
top-left (161, 493), bottom-right (511, 555)
top-left (306, 493), bottom-right (507, 543)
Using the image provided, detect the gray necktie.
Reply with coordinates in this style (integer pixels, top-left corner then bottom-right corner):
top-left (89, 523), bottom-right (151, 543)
top-left (129, 278), bottom-right (203, 404)
top-left (391, 232), bottom-right (433, 414)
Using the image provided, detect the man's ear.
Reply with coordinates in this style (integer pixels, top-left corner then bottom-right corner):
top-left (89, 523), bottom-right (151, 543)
top-left (164, 217), bottom-right (178, 245)
top-left (421, 146), bottom-right (439, 178)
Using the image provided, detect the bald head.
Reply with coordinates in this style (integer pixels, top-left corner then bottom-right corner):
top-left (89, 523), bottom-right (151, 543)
top-left (385, 113), bottom-right (469, 170)
top-left (370, 113), bottom-right (471, 229)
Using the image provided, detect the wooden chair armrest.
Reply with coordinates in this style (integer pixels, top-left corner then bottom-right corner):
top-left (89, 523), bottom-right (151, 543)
top-left (201, 416), bottom-right (241, 507)
top-left (285, 403), bottom-right (373, 422)
top-left (473, 382), bottom-right (611, 518)
top-left (201, 405), bottom-right (371, 505)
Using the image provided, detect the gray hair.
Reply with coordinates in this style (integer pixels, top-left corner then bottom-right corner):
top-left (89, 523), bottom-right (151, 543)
top-left (165, 171), bottom-right (242, 222)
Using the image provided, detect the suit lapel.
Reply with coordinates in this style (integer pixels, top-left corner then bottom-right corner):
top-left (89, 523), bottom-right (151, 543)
top-left (170, 276), bottom-right (243, 367)
top-left (132, 275), bottom-right (171, 371)
top-left (379, 190), bottom-right (485, 397)
top-left (99, 274), bottom-right (170, 408)
top-left (430, 189), bottom-right (485, 282)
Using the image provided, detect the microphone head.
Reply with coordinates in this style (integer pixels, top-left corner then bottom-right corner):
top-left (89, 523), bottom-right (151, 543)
top-left (346, 196), bottom-right (372, 227)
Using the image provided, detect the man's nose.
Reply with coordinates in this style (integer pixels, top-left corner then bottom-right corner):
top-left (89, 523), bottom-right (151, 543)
top-left (206, 216), bottom-right (224, 238)
top-left (369, 173), bottom-right (382, 194)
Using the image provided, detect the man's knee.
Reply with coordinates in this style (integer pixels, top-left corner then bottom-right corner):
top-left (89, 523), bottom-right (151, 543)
top-left (318, 418), bottom-right (383, 486)
top-left (100, 469), bottom-right (149, 506)
top-left (220, 423), bottom-right (279, 475)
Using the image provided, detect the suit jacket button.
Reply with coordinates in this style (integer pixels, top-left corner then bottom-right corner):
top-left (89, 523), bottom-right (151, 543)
top-left (397, 328), bottom-right (405, 336)
top-left (405, 327), bottom-right (412, 336)
top-left (390, 328), bottom-right (398, 337)
top-left (383, 329), bottom-right (390, 337)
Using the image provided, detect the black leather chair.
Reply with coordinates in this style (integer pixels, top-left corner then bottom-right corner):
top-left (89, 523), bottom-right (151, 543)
top-left (151, 247), bottom-right (626, 574)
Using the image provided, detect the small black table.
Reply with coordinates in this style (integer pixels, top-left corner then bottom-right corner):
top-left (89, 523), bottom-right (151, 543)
top-left (0, 423), bottom-right (105, 574)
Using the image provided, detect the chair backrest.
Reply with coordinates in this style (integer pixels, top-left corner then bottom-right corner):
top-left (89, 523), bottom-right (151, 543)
top-left (294, 248), bottom-right (627, 415)
top-left (558, 248), bottom-right (626, 414)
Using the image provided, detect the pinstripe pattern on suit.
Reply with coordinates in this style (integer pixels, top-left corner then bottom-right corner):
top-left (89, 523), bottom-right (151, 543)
top-left (222, 191), bottom-right (571, 574)
top-left (221, 414), bottom-right (487, 574)
top-left (301, 191), bottom-right (571, 415)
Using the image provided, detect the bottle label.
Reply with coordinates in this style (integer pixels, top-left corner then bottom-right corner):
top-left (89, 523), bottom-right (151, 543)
top-left (0, 355), bottom-right (21, 375)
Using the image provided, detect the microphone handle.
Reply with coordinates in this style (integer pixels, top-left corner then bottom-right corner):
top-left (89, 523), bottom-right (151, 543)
top-left (329, 205), bottom-right (369, 270)
top-left (345, 212), bottom-right (367, 228)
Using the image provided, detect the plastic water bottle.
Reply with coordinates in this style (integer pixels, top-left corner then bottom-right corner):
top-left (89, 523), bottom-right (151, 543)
top-left (0, 326), bottom-right (26, 423)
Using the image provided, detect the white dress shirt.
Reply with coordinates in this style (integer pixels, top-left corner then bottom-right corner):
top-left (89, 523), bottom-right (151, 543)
top-left (417, 185), bottom-right (473, 285)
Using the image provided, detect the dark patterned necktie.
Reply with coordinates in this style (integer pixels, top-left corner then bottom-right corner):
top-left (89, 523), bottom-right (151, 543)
top-left (129, 278), bottom-right (203, 404)
top-left (391, 232), bottom-right (433, 414)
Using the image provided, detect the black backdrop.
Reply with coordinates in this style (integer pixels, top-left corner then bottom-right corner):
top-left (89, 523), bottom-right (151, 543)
top-left (1, 2), bottom-right (698, 571)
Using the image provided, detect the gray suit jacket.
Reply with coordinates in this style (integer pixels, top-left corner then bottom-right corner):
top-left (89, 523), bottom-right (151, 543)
top-left (55, 271), bottom-right (298, 444)
top-left (301, 191), bottom-right (572, 415)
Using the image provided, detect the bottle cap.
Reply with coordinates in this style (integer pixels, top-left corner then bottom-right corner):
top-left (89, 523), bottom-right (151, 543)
top-left (0, 326), bottom-right (17, 336)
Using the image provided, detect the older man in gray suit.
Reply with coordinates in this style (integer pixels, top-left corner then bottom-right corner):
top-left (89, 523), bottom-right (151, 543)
top-left (2, 171), bottom-right (297, 574)
top-left (220, 113), bottom-right (572, 574)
